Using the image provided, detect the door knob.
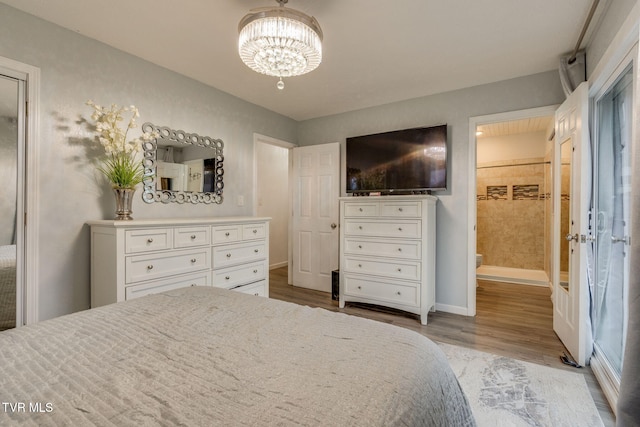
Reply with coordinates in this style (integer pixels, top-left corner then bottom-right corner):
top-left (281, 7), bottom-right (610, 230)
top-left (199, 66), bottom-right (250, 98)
top-left (565, 233), bottom-right (579, 242)
top-left (331, 223), bottom-right (337, 229)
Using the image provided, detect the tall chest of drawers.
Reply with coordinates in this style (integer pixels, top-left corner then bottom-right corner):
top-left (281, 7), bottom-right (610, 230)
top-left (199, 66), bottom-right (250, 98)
top-left (89, 217), bottom-right (270, 307)
top-left (339, 196), bottom-right (437, 325)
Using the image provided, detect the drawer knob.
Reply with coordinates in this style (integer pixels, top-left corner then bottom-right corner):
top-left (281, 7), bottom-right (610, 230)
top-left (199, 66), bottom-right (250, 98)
top-left (359, 226), bottom-right (363, 230)
top-left (358, 245), bottom-right (362, 249)
top-left (254, 293), bottom-right (259, 296)
top-left (359, 208), bottom-right (363, 212)
top-left (225, 276), bottom-right (230, 280)
top-left (147, 265), bottom-right (154, 270)
top-left (147, 238), bottom-right (154, 243)
top-left (396, 291), bottom-right (401, 295)
top-left (397, 268), bottom-right (402, 272)
top-left (254, 249), bottom-right (259, 253)
top-left (226, 253), bottom-right (231, 258)
top-left (225, 232), bottom-right (230, 237)
top-left (398, 248), bottom-right (402, 252)
top-left (191, 284), bottom-right (196, 287)
top-left (358, 264), bottom-right (362, 268)
top-left (253, 269), bottom-right (258, 273)
top-left (253, 229), bottom-right (258, 234)
top-left (398, 227), bottom-right (403, 231)
top-left (357, 286), bottom-right (362, 290)
top-left (191, 258), bottom-right (197, 263)
top-left (190, 235), bottom-right (196, 239)
top-left (398, 208), bottom-right (403, 212)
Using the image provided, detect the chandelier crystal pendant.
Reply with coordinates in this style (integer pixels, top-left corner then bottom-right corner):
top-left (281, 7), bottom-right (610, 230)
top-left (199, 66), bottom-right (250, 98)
top-left (238, 0), bottom-right (323, 90)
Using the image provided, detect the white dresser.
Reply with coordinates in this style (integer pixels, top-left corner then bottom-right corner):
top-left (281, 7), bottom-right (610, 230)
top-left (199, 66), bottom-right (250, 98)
top-left (88, 217), bottom-right (270, 307)
top-left (339, 196), bottom-right (437, 325)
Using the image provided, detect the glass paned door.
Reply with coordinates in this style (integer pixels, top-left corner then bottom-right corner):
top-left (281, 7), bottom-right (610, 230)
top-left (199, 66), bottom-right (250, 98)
top-left (594, 65), bottom-right (633, 378)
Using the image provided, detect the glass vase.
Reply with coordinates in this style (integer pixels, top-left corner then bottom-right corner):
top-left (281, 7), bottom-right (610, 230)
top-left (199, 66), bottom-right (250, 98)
top-left (113, 188), bottom-right (136, 220)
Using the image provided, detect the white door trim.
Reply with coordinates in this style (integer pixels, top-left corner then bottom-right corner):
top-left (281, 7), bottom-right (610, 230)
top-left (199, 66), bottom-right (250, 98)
top-left (253, 133), bottom-right (296, 281)
top-left (468, 105), bottom-right (559, 316)
top-left (0, 55), bottom-right (40, 325)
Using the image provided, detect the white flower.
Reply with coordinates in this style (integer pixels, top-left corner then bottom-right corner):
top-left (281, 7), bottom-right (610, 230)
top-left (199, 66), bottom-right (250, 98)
top-left (86, 100), bottom-right (157, 188)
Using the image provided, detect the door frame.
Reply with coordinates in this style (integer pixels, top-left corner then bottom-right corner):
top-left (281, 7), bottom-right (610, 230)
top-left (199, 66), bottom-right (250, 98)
top-left (0, 55), bottom-right (40, 325)
top-left (585, 1), bottom-right (639, 412)
top-left (467, 105), bottom-right (559, 316)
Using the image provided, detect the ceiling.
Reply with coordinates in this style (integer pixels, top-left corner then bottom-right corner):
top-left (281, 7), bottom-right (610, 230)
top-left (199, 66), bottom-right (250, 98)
top-left (477, 116), bottom-right (554, 138)
top-left (1, 0), bottom-right (604, 121)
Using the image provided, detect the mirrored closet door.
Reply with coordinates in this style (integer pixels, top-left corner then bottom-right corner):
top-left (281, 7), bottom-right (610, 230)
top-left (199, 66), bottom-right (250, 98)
top-left (0, 71), bottom-right (24, 330)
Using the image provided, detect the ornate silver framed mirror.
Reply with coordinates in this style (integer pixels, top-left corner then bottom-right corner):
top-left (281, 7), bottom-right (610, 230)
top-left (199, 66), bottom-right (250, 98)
top-left (141, 122), bottom-right (224, 204)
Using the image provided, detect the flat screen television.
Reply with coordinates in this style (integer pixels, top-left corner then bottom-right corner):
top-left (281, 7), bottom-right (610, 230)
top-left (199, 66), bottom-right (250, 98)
top-left (346, 124), bottom-right (447, 194)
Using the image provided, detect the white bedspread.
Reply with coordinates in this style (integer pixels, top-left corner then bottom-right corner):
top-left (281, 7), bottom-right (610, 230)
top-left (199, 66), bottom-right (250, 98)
top-left (0, 286), bottom-right (476, 426)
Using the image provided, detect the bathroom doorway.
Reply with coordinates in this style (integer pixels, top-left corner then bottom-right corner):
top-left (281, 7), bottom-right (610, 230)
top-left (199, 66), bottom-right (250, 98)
top-left (475, 114), bottom-right (555, 287)
top-left (468, 106), bottom-right (559, 314)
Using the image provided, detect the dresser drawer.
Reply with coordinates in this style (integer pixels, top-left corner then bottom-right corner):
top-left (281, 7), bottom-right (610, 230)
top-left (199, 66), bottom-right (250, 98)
top-left (174, 226), bottom-right (210, 248)
top-left (242, 223), bottom-right (266, 240)
top-left (380, 201), bottom-right (421, 218)
top-left (343, 202), bottom-right (379, 217)
top-left (344, 219), bottom-right (421, 238)
top-left (231, 280), bottom-right (267, 297)
top-left (125, 228), bottom-right (172, 254)
top-left (212, 260), bottom-right (266, 289)
top-left (343, 275), bottom-right (419, 307)
top-left (125, 271), bottom-right (211, 300)
top-left (126, 247), bottom-right (211, 284)
top-left (343, 237), bottom-right (421, 260)
top-left (212, 225), bottom-right (242, 244)
top-left (213, 241), bottom-right (267, 268)
top-left (344, 256), bottom-right (421, 281)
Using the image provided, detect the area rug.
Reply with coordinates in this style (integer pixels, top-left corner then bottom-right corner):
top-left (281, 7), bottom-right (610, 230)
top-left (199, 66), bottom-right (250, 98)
top-left (438, 342), bottom-right (604, 427)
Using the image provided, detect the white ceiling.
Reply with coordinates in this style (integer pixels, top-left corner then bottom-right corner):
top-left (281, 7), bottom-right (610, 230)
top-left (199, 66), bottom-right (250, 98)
top-left (477, 116), bottom-right (554, 138)
top-left (2, 0), bottom-right (603, 121)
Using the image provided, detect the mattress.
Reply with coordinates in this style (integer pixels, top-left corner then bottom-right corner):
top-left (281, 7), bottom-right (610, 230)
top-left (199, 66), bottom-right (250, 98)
top-left (0, 244), bottom-right (16, 330)
top-left (0, 286), bottom-right (476, 426)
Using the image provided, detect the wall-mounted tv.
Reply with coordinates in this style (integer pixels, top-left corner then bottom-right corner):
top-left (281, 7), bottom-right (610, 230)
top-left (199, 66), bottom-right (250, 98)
top-left (346, 124), bottom-right (447, 194)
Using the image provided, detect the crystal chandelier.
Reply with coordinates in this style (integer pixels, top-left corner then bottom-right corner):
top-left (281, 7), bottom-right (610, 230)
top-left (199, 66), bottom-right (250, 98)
top-left (238, 0), bottom-right (323, 90)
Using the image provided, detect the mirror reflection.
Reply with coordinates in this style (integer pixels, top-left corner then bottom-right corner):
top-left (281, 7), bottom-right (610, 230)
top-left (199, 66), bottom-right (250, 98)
top-left (0, 74), bottom-right (18, 330)
top-left (559, 138), bottom-right (572, 291)
top-left (141, 123), bottom-right (224, 204)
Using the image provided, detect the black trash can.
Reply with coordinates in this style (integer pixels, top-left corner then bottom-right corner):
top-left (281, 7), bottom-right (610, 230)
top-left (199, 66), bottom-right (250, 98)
top-left (331, 270), bottom-right (339, 301)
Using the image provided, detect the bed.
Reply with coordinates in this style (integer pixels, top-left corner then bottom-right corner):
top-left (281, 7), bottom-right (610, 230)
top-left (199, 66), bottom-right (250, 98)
top-left (0, 244), bottom-right (16, 330)
top-left (0, 286), bottom-right (476, 426)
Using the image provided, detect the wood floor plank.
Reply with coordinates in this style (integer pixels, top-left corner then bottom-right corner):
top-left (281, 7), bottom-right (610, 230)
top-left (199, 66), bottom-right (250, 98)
top-left (268, 268), bottom-right (616, 426)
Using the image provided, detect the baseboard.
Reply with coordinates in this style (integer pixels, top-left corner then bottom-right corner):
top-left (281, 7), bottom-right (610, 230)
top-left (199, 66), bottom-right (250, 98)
top-left (269, 261), bottom-right (288, 270)
top-left (435, 303), bottom-right (470, 316)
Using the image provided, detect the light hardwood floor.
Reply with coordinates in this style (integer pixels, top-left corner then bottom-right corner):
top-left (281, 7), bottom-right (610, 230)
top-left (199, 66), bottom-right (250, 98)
top-left (268, 267), bottom-right (615, 426)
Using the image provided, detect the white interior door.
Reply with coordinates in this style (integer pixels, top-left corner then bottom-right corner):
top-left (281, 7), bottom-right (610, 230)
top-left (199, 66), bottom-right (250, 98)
top-left (553, 82), bottom-right (592, 366)
top-left (292, 143), bottom-right (340, 292)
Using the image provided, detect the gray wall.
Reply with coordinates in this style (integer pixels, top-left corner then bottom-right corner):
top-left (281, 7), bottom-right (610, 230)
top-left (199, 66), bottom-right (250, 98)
top-left (587, 0), bottom-right (638, 78)
top-left (297, 72), bottom-right (565, 310)
top-left (0, 3), bottom-right (298, 321)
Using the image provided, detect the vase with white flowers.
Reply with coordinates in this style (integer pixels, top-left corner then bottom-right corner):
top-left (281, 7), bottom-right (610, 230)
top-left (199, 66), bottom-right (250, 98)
top-left (86, 100), bottom-right (156, 220)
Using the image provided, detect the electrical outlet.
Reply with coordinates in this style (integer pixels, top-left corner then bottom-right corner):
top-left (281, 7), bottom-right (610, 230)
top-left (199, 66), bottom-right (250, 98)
top-left (237, 195), bottom-right (244, 206)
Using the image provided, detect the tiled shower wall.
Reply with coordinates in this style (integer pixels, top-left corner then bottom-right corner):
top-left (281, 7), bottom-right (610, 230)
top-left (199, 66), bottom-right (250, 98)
top-left (477, 158), bottom-right (552, 270)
